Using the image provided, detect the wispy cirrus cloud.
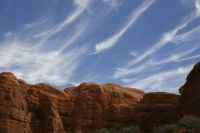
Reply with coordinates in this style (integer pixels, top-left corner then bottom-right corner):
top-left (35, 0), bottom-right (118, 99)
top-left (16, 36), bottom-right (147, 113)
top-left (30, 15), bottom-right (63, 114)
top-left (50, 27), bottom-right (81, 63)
top-left (103, 0), bottom-right (122, 10)
top-left (114, 28), bottom-right (200, 78)
top-left (126, 64), bottom-right (193, 93)
top-left (0, 41), bottom-right (89, 85)
top-left (94, 0), bottom-right (156, 53)
top-left (0, 0), bottom-right (94, 85)
top-left (24, 17), bottom-right (50, 29)
top-left (0, 0), bottom-right (126, 86)
top-left (74, 0), bottom-right (92, 9)
top-left (111, 0), bottom-right (200, 93)
top-left (127, 16), bottom-right (199, 67)
top-left (126, 0), bottom-right (200, 67)
top-left (0, 0), bottom-right (199, 93)
top-left (0, 23), bottom-right (90, 85)
top-left (0, 0), bottom-right (127, 86)
top-left (113, 0), bottom-right (200, 79)
top-left (195, 0), bottom-right (200, 15)
top-left (35, 2), bottom-right (90, 39)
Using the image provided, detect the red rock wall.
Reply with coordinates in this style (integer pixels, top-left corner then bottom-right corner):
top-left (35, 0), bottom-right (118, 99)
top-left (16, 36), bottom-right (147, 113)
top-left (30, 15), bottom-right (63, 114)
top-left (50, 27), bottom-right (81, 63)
top-left (0, 61), bottom-right (199, 133)
top-left (0, 73), bottom-right (144, 133)
top-left (133, 92), bottom-right (181, 132)
top-left (179, 62), bottom-right (200, 116)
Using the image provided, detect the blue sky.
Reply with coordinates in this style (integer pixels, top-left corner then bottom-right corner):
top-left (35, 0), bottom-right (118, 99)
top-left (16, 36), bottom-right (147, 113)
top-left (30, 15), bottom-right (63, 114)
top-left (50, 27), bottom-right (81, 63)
top-left (0, 0), bottom-right (200, 93)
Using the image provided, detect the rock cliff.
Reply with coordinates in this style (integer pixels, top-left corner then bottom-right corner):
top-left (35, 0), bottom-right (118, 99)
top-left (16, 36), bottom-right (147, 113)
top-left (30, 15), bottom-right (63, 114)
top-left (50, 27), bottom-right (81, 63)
top-left (0, 61), bottom-right (200, 133)
top-left (0, 73), bottom-right (144, 133)
top-left (179, 62), bottom-right (200, 116)
top-left (133, 92), bottom-right (181, 132)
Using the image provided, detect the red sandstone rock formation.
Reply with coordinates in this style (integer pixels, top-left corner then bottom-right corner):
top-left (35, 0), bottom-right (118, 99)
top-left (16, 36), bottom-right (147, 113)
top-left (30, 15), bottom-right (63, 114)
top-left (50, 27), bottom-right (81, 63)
top-left (0, 61), bottom-right (199, 133)
top-left (63, 82), bottom-right (144, 132)
top-left (0, 73), bottom-right (144, 133)
top-left (133, 92), bottom-right (181, 132)
top-left (179, 62), bottom-right (200, 116)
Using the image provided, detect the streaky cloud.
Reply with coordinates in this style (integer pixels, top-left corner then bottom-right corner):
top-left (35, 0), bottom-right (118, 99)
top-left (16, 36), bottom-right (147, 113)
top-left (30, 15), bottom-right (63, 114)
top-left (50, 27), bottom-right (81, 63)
top-left (126, 64), bottom-right (193, 93)
top-left (35, 0), bottom-right (92, 40)
top-left (127, 14), bottom-right (199, 67)
top-left (172, 25), bottom-right (200, 43)
top-left (0, 40), bottom-right (89, 85)
top-left (35, 8), bottom-right (84, 38)
top-left (103, 0), bottom-right (122, 10)
top-left (114, 43), bottom-right (199, 79)
top-left (94, 0), bottom-right (156, 53)
top-left (195, 0), bottom-right (200, 15)
top-left (24, 17), bottom-right (50, 29)
top-left (126, 0), bottom-right (200, 67)
top-left (0, 0), bottom-right (94, 86)
top-left (114, 25), bottom-right (200, 78)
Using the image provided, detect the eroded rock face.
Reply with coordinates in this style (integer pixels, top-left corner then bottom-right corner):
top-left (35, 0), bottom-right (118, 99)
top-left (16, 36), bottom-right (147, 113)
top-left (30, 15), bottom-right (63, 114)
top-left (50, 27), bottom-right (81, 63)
top-left (0, 61), bottom-right (200, 133)
top-left (0, 72), bottom-right (66, 133)
top-left (63, 82), bottom-right (144, 132)
top-left (0, 73), bottom-right (144, 133)
top-left (179, 62), bottom-right (200, 116)
top-left (133, 92), bottom-right (181, 132)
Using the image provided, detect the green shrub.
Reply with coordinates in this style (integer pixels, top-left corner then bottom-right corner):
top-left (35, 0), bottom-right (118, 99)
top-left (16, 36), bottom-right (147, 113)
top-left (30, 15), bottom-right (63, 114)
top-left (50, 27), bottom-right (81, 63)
top-left (158, 115), bottom-right (200, 133)
top-left (178, 115), bottom-right (200, 129)
top-left (119, 127), bottom-right (140, 133)
top-left (96, 127), bottom-right (140, 133)
top-left (97, 116), bottom-right (200, 133)
top-left (158, 124), bottom-right (178, 133)
top-left (96, 128), bottom-right (117, 133)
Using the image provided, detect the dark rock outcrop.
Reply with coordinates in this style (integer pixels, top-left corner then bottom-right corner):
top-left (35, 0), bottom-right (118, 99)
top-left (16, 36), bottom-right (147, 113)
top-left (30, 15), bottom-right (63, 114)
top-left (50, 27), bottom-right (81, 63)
top-left (133, 92), bottom-right (181, 132)
top-left (179, 62), bottom-right (200, 116)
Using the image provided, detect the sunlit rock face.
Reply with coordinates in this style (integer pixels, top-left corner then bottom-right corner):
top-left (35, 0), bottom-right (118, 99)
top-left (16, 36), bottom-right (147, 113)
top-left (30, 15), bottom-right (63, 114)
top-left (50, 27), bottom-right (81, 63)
top-left (63, 82), bottom-right (144, 132)
top-left (0, 72), bottom-right (66, 133)
top-left (0, 73), bottom-right (144, 133)
top-left (179, 62), bottom-right (200, 116)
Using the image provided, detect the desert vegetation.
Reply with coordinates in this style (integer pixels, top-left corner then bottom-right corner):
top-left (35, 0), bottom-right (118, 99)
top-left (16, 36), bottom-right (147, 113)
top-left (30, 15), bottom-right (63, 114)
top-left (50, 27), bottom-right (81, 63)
top-left (96, 127), bottom-right (140, 133)
top-left (158, 115), bottom-right (200, 133)
top-left (96, 115), bottom-right (200, 133)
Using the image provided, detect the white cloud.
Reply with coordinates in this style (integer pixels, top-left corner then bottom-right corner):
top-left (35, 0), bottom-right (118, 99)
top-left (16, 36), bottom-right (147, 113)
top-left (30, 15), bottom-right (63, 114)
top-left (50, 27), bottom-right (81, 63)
top-left (57, 21), bottom-right (90, 52)
top-left (126, 65), bottom-right (193, 93)
top-left (129, 50), bottom-right (138, 57)
top-left (0, 0), bottom-right (95, 86)
top-left (195, 0), bottom-right (200, 15)
top-left (74, 0), bottom-right (91, 9)
top-left (121, 78), bottom-right (137, 84)
top-left (24, 17), bottom-right (50, 29)
top-left (103, 0), bottom-right (121, 10)
top-left (127, 14), bottom-right (198, 66)
top-left (4, 31), bottom-right (13, 38)
top-left (180, 0), bottom-right (200, 15)
top-left (151, 46), bottom-right (200, 65)
top-left (114, 43), bottom-right (199, 78)
top-left (35, 0), bottom-right (92, 39)
top-left (114, 61), bottom-right (152, 78)
top-left (172, 25), bottom-right (200, 43)
top-left (94, 0), bottom-right (156, 53)
top-left (112, 1), bottom-right (200, 84)
top-left (35, 9), bottom-right (84, 39)
top-left (0, 40), bottom-right (89, 85)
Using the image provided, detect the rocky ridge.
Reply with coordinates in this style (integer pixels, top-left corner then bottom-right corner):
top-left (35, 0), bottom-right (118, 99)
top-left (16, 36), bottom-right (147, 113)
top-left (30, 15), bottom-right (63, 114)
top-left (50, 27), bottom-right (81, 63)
top-left (0, 61), bottom-right (199, 133)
